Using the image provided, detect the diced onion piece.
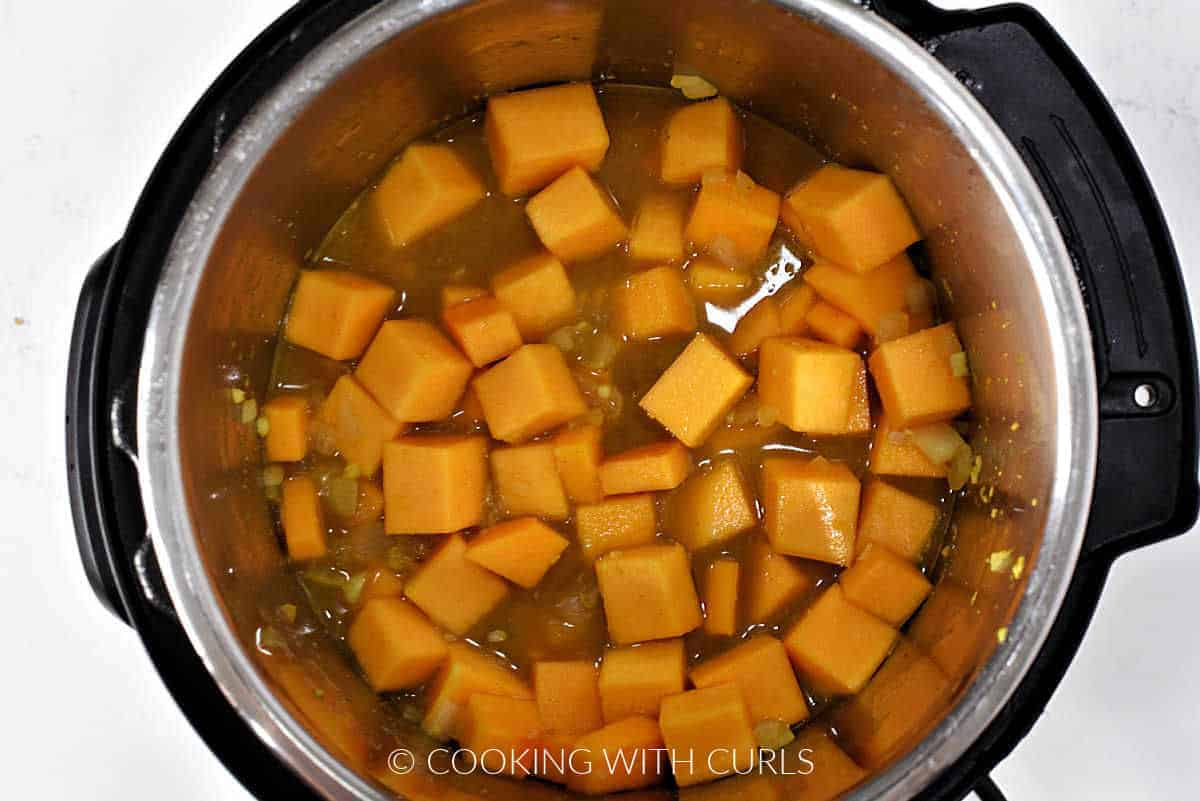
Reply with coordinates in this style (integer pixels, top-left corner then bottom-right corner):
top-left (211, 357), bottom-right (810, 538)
top-left (343, 572), bottom-right (368, 605)
top-left (255, 416), bottom-right (271, 437)
top-left (949, 351), bottom-right (970, 378)
top-left (947, 443), bottom-right (974, 491)
top-left (343, 463), bottom-right (362, 480)
top-left (876, 311), bottom-right (910, 344)
top-left (547, 325), bottom-right (577, 353)
top-left (670, 73), bottom-right (719, 100)
top-left (909, 422), bottom-right (967, 465)
top-left (230, 388), bottom-right (246, 404)
top-left (302, 567), bottom-right (349, 589)
top-left (258, 625), bottom-right (287, 652)
top-left (240, 398), bottom-right (258, 424)
top-left (262, 464), bottom-right (285, 487)
top-left (906, 279), bottom-right (937, 316)
top-left (325, 477), bottom-right (359, 519)
top-left (754, 720), bottom-right (795, 750)
top-left (277, 603), bottom-right (298, 623)
top-left (582, 332), bottom-right (620, 370)
top-left (486, 629), bottom-right (509, 643)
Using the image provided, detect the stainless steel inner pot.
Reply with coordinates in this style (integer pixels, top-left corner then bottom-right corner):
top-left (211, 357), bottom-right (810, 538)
top-left (135, 0), bottom-right (1098, 798)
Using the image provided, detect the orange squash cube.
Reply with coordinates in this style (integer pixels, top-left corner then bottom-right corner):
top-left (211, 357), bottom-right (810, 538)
top-left (535, 660), bottom-right (604, 736)
top-left (536, 732), bottom-right (578, 786)
top-left (743, 536), bottom-right (818, 624)
top-left (870, 413), bottom-right (946, 478)
top-left (611, 265), bottom-right (698, 342)
top-left (369, 143), bottom-right (486, 247)
top-left (441, 283), bottom-right (488, 309)
top-left (382, 435), bottom-right (488, 534)
top-left (777, 283), bottom-right (817, 336)
top-left (491, 251), bottom-right (578, 340)
top-left (459, 694), bottom-right (543, 777)
top-left (908, 582), bottom-right (989, 681)
top-left (678, 770), bottom-right (782, 801)
top-left (758, 337), bottom-right (864, 436)
top-left (783, 584), bottom-right (898, 696)
top-left (665, 459), bottom-right (757, 551)
top-left (575, 494), bottom-right (658, 562)
top-left (316, 376), bottom-right (402, 476)
top-left (845, 361), bottom-right (872, 436)
top-left (661, 97), bottom-right (743, 185)
top-left (857, 479), bottom-right (939, 562)
top-left (465, 517), bottom-right (569, 588)
top-left (686, 257), bottom-right (754, 306)
top-left (567, 717), bottom-right (666, 795)
top-left (629, 191), bottom-right (688, 262)
top-left (728, 296), bottom-right (782, 357)
top-left (659, 684), bottom-right (757, 786)
top-left (347, 598), bottom-right (448, 691)
top-left (781, 164), bottom-right (921, 272)
top-left (639, 333), bottom-right (753, 448)
top-left (761, 456), bottom-right (860, 565)
top-left (686, 171), bottom-right (781, 267)
top-left (553, 424), bottom-right (605, 504)
top-left (473, 344), bottom-right (589, 443)
top-left (490, 441), bottom-right (570, 520)
top-left (284, 270), bottom-right (396, 361)
top-left (355, 319), bottom-right (473, 423)
top-left (527, 166), bottom-right (628, 262)
top-left (600, 440), bottom-right (693, 496)
top-left (280, 476), bottom-right (327, 560)
top-left (776, 728), bottom-right (866, 801)
top-left (701, 559), bottom-right (740, 636)
top-left (804, 254), bottom-right (919, 334)
top-left (441, 295), bottom-right (523, 367)
top-left (595, 543), bottom-right (703, 644)
top-left (404, 533), bottom-right (509, 636)
top-left (840, 543), bottom-right (932, 626)
top-left (805, 301), bottom-right (863, 349)
top-left (598, 639), bottom-right (686, 722)
top-left (422, 642), bottom-right (533, 739)
top-left (486, 83), bottom-right (610, 196)
top-left (690, 635), bottom-right (809, 726)
top-left (262, 395), bottom-right (309, 462)
top-left (868, 322), bottom-right (971, 428)
top-left (339, 476), bottom-right (384, 527)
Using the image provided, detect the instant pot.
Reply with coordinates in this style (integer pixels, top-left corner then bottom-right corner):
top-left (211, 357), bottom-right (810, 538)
top-left (66, 1), bottom-right (1198, 800)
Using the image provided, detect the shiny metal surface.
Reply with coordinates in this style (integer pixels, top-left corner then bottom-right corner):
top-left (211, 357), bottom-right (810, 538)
top-left (136, 0), bottom-right (1097, 798)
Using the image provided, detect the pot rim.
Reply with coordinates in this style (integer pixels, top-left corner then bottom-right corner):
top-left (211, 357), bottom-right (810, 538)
top-left (136, 1), bottom-right (1098, 799)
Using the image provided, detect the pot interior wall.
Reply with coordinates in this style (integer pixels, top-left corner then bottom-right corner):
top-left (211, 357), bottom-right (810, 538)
top-left (176, 0), bottom-right (1058, 796)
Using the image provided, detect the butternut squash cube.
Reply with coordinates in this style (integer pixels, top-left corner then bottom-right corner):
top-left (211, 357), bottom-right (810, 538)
top-left (777, 283), bottom-right (817, 336)
top-left (347, 598), bottom-right (448, 691)
top-left (661, 97), bottom-right (743, 185)
top-left (404, 533), bottom-right (509, 635)
top-left (908, 582), bottom-right (989, 681)
top-left (486, 83), bottom-right (610, 196)
top-left (382, 435), bottom-right (488, 534)
top-left (728, 296), bottom-right (782, 357)
top-left (743, 536), bottom-right (817, 624)
top-left (758, 337), bottom-right (864, 436)
top-left (598, 639), bottom-right (686, 722)
top-left (686, 171), bottom-right (781, 267)
top-left (781, 165), bottom-right (921, 272)
top-left (804, 254), bottom-right (919, 334)
top-left (659, 684), bottom-right (757, 786)
top-left (868, 322), bottom-right (971, 428)
top-left (665, 459), bottom-right (757, 551)
top-left (686, 257), bottom-right (754, 306)
top-left (473, 344), bottom-right (589, 443)
top-left (776, 728), bottom-right (866, 801)
top-left (553, 424), bottom-right (605, 504)
top-left (441, 295), bottom-right (523, 367)
top-left (611, 265), bottom-right (698, 342)
top-left (317, 376), bottom-right (403, 476)
top-left (526, 166), bottom-right (628, 262)
top-left (845, 361), bottom-right (872, 436)
top-left (536, 732), bottom-right (578, 786)
top-left (600, 440), bottom-right (693, 495)
top-left (535, 660), bottom-right (604, 736)
top-left (595, 543), bottom-right (703, 644)
top-left (575, 494), bottom-right (658, 562)
top-left (678, 772), bottom-right (782, 801)
top-left (441, 283), bottom-right (487, 308)
top-left (284, 270), bottom-right (396, 361)
top-left (782, 584), bottom-right (898, 696)
top-left (262, 395), bottom-right (309, 462)
top-left (422, 642), bottom-right (533, 739)
top-left (280, 476), bottom-right (327, 560)
top-left (459, 694), bottom-right (543, 776)
top-left (567, 717), bottom-right (666, 795)
top-left (355, 320), bottom-right (473, 422)
top-left (370, 143), bottom-right (486, 247)
top-left (869, 413), bottom-right (946, 478)
top-left (761, 456), bottom-right (860, 565)
top-left (490, 441), bottom-right (570, 520)
top-left (840, 543), bottom-right (933, 626)
top-left (491, 252), bottom-right (578, 340)
top-left (856, 480), bottom-right (939, 562)
top-left (805, 301), bottom-right (863, 349)
top-left (629, 192), bottom-right (688, 262)
top-left (639, 333), bottom-right (753, 447)
top-left (690, 635), bottom-right (808, 726)
top-left (701, 559), bottom-right (740, 636)
top-left (465, 517), bottom-right (569, 588)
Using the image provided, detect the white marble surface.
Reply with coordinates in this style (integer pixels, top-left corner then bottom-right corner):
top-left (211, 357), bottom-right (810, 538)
top-left (2, 1), bottom-right (1196, 799)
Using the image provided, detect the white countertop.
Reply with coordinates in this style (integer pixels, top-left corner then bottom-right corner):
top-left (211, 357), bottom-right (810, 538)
top-left (2, 1), bottom-right (1197, 799)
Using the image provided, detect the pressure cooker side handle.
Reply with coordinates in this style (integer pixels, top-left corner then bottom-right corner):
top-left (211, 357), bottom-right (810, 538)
top-left (872, 1), bottom-right (1200, 559)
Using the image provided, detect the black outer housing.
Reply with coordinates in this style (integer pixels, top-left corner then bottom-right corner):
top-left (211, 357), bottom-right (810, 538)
top-left (65, 2), bottom-right (1198, 800)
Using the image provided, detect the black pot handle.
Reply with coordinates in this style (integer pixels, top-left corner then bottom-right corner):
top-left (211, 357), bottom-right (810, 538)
top-left (872, 0), bottom-right (1200, 559)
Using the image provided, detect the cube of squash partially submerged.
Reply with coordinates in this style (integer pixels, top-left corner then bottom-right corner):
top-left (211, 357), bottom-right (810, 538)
top-left (804, 254), bottom-right (919, 334)
top-left (728, 296), bottom-right (782, 358)
top-left (659, 684), bottom-right (757, 786)
top-left (761, 455), bottom-right (860, 565)
top-left (317, 375), bottom-right (402, 476)
top-left (535, 660), bottom-right (604, 736)
top-left (382, 435), bottom-right (488, 534)
top-left (639, 333), bottom-right (753, 447)
top-left (491, 251), bottom-right (578, 340)
top-left (856, 479), bottom-right (940, 562)
top-left (686, 257), bottom-right (754, 306)
top-left (743, 536), bottom-right (818, 624)
top-left (553, 424), bottom-right (605, 504)
top-left (473, 344), bottom-right (589, 443)
top-left (690, 635), bottom-right (809, 726)
top-left (611, 265), bottom-right (698, 342)
top-left (686, 171), bottom-right (781, 267)
top-left (701, 559), bottom-right (740, 636)
top-left (355, 319), bottom-right (473, 423)
top-left (783, 584), bottom-right (898, 696)
top-left (465, 517), bottom-right (569, 588)
top-left (575, 494), bottom-right (658, 562)
top-left (595, 543), bottom-right (703, 644)
top-left (600, 439), bottom-right (693, 495)
top-left (840, 543), bottom-right (932, 626)
top-left (598, 639), bottom-right (687, 722)
top-left (661, 97), bottom-right (743, 185)
top-left (758, 337), bottom-right (864, 436)
top-left (280, 476), bottom-right (327, 560)
top-left (629, 192), bottom-right (688, 262)
top-left (347, 598), bottom-right (447, 692)
top-left (262, 395), bottom-right (308, 462)
top-left (870, 413), bottom-right (946, 478)
top-left (526, 166), bottom-right (628, 262)
top-left (422, 641), bottom-right (533, 739)
top-left (805, 301), bottom-right (863, 349)
top-left (284, 270), bottom-right (396, 361)
top-left (869, 322), bottom-right (971, 428)
top-left (404, 533), bottom-right (509, 635)
top-left (441, 295), bottom-right (523, 367)
top-left (567, 717), bottom-right (666, 795)
top-left (490, 441), bottom-right (571, 520)
top-left (665, 458), bottom-right (757, 552)
top-left (369, 142), bottom-right (486, 248)
top-left (459, 694), bottom-right (543, 776)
